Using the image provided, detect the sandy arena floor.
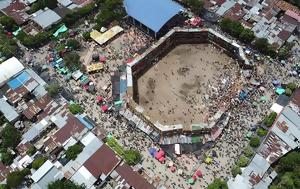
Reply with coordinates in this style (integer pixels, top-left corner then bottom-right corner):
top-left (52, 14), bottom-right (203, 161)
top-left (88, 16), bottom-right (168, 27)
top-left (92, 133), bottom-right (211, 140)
top-left (137, 43), bottom-right (239, 128)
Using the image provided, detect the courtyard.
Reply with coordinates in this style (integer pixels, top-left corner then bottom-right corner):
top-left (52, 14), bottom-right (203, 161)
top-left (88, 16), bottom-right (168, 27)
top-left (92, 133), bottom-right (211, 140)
top-left (137, 43), bottom-right (240, 128)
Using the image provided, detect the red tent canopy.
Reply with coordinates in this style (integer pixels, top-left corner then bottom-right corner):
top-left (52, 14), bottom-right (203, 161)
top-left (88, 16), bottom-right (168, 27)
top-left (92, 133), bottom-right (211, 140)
top-left (127, 58), bottom-right (134, 64)
top-left (96, 96), bottom-right (103, 103)
top-left (100, 56), bottom-right (106, 62)
top-left (101, 105), bottom-right (108, 112)
top-left (192, 175), bottom-right (197, 180)
top-left (155, 150), bottom-right (165, 159)
top-left (170, 166), bottom-right (176, 172)
top-left (195, 170), bottom-right (202, 177)
top-left (158, 157), bottom-right (165, 163)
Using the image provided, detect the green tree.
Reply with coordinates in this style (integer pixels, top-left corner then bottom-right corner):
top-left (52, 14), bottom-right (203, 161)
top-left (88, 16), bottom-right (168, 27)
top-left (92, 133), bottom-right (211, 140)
top-left (219, 18), bottom-right (232, 33)
top-left (239, 29), bottom-right (255, 43)
top-left (1, 124), bottom-right (21, 149)
top-left (124, 149), bottom-right (142, 165)
top-left (0, 16), bottom-right (18, 31)
top-left (0, 114), bottom-right (7, 126)
top-left (230, 21), bottom-right (244, 38)
top-left (6, 169), bottom-right (30, 188)
top-left (32, 156), bottom-right (47, 170)
top-left (66, 39), bottom-right (81, 50)
top-left (278, 151), bottom-right (300, 172)
top-left (237, 156), bottom-right (249, 167)
top-left (64, 52), bottom-right (82, 70)
top-left (243, 147), bottom-right (254, 158)
top-left (48, 179), bottom-right (85, 189)
top-left (0, 148), bottom-right (13, 165)
top-left (65, 144), bottom-right (83, 160)
top-left (183, 0), bottom-right (204, 15)
top-left (27, 146), bottom-right (37, 156)
top-left (46, 83), bottom-right (60, 97)
top-left (0, 184), bottom-right (9, 189)
top-left (82, 31), bottom-right (91, 41)
top-left (257, 128), bottom-right (268, 137)
top-left (254, 38), bottom-right (269, 52)
top-left (96, 0), bottom-right (125, 27)
top-left (207, 178), bottom-right (228, 189)
top-left (250, 137), bottom-right (260, 148)
top-left (231, 166), bottom-right (241, 177)
top-left (68, 103), bottom-right (84, 114)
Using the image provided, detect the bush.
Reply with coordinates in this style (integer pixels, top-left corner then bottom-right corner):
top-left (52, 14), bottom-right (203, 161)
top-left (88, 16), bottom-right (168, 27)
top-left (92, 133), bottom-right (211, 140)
top-left (124, 149), bottom-right (142, 165)
top-left (68, 103), bottom-right (84, 114)
top-left (263, 112), bottom-right (277, 127)
top-left (285, 88), bottom-right (293, 97)
top-left (250, 137), bottom-right (260, 148)
top-left (237, 156), bottom-right (249, 167)
top-left (65, 144), bottom-right (83, 160)
top-left (17, 31), bottom-right (51, 48)
top-left (32, 156), bottom-right (47, 170)
top-left (243, 147), bottom-right (254, 158)
top-left (231, 166), bottom-right (242, 177)
top-left (257, 128), bottom-right (268, 137)
top-left (287, 82), bottom-right (298, 92)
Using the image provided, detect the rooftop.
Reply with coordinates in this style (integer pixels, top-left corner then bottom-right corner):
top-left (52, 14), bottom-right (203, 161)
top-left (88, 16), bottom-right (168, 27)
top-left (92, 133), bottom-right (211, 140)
top-left (0, 57), bottom-right (25, 87)
top-left (124, 0), bottom-right (184, 33)
top-left (114, 162), bottom-right (155, 189)
top-left (83, 144), bottom-right (121, 179)
top-left (1, 0), bottom-right (29, 25)
top-left (32, 8), bottom-right (62, 29)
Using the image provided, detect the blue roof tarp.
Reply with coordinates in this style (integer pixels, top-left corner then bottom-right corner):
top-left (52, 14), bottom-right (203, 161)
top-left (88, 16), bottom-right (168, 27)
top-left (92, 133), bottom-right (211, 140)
top-left (53, 24), bottom-right (68, 37)
top-left (124, 0), bottom-right (184, 32)
top-left (7, 71), bottom-right (31, 89)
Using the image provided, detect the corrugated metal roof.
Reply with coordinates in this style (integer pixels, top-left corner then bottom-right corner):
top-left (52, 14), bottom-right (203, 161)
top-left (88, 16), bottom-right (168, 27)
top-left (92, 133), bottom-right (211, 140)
top-left (31, 160), bottom-right (53, 182)
top-left (0, 98), bottom-right (19, 122)
top-left (32, 8), bottom-right (61, 29)
top-left (124, 0), bottom-right (184, 32)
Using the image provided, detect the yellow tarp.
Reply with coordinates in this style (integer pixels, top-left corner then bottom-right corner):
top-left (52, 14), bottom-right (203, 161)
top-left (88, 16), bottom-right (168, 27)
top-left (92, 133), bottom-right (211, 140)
top-left (205, 157), bottom-right (212, 164)
top-left (90, 26), bottom-right (124, 45)
top-left (86, 64), bottom-right (104, 73)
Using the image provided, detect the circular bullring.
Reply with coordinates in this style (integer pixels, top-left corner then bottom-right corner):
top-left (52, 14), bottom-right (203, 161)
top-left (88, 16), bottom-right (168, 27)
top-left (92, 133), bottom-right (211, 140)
top-left (126, 28), bottom-right (250, 135)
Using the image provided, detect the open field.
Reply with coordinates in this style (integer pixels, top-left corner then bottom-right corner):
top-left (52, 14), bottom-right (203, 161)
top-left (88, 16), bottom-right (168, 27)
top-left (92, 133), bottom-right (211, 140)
top-left (137, 43), bottom-right (239, 128)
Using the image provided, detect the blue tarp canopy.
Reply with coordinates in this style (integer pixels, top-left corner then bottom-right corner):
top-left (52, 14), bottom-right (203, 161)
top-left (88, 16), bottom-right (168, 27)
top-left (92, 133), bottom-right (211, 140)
top-left (7, 71), bottom-right (31, 89)
top-left (124, 0), bottom-right (184, 33)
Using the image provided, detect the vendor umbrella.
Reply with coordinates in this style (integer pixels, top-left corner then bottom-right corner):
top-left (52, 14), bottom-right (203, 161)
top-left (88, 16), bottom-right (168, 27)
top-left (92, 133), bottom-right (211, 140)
top-left (276, 88), bottom-right (285, 95)
top-left (100, 56), bottom-right (106, 62)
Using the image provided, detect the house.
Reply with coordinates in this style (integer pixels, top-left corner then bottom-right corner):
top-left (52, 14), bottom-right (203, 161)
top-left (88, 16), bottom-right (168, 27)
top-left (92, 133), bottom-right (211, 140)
top-left (31, 160), bottom-right (64, 189)
top-left (32, 8), bottom-right (62, 30)
top-left (112, 162), bottom-right (156, 189)
top-left (71, 143), bottom-right (121, 188)
top-left (1, 0), bottom-right (29, 25)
